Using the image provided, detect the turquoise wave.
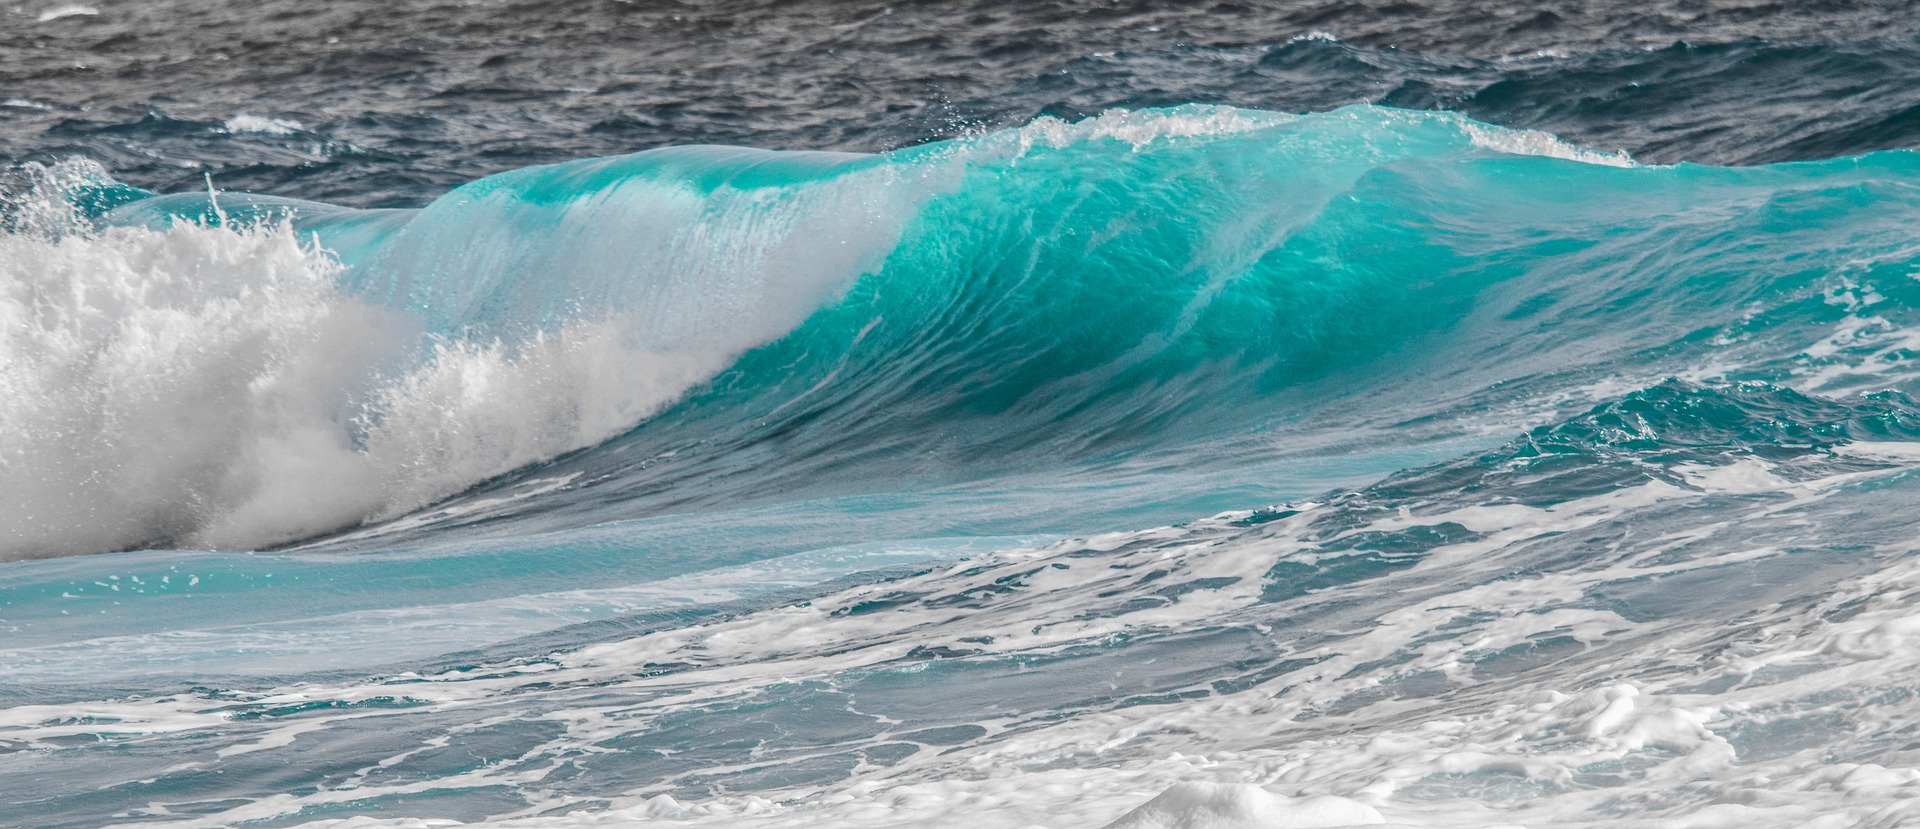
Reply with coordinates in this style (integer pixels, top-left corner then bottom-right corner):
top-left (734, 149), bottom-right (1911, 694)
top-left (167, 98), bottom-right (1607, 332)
top-left (93, 105), bottom-right (1920, 544)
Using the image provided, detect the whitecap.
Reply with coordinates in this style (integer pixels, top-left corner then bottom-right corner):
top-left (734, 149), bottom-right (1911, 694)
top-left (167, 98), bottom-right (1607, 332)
top-left (224, 114), bottom-right (305, 135)
top-left (35, 4), bottom-right (98, 22)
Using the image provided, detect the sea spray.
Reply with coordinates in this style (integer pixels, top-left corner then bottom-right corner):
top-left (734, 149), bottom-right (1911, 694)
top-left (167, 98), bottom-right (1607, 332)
top-left (0, 148), bottom-right (927, 556)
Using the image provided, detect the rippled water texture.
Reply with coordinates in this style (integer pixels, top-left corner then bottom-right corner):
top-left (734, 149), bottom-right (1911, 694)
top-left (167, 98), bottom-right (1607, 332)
top-left (9, 0), bottom-right (1920, 205)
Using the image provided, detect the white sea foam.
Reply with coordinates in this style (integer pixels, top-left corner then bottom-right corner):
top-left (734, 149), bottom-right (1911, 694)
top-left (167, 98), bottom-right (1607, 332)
top-left (1462, 122), bottom-right (1636, 168)
top-left (1002, 105), bottom-right (1294, 156)
top-left (224, 114), bottom-right (305, 135)
top-left (0, 157), bottom-right (918, 558)
top-left (14, 113), bottom-right (1920, 829)
top-left (20, 445), bottom-right (1915, 829)
top-left (1287, 31), bottom-right (1343, 44)
top-left (0, 216), bottom-right (728, 556)
top-left (1000, 106), bottom-right (1637, 174)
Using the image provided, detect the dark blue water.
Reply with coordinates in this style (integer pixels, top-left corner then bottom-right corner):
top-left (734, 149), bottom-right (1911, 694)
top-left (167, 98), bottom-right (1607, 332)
top-left (10, 0), bottom-right (1920, 208)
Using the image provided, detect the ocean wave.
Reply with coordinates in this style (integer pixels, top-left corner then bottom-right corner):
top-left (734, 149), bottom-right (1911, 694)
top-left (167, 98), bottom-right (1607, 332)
top-left (11, 106), bottom-right (1920, 558)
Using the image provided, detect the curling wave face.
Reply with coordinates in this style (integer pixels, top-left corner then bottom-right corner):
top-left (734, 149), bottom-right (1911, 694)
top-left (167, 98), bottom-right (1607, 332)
top-left (11, 105), bottom-right (1920, 560)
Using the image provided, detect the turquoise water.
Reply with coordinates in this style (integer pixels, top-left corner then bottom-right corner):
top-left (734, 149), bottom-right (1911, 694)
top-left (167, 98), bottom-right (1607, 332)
top-left (77, 105), bottom-right (1920, 549)
top-left (9, 106), bottom-right (1920, 827)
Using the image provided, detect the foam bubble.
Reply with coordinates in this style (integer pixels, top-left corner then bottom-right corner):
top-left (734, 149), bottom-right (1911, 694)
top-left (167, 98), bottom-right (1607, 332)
top-left (224, 114), bottom-right (305, 135)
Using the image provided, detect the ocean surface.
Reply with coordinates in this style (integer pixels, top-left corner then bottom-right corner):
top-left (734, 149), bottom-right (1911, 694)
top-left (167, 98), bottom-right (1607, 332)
top-left (8, 2), bottom-right (1920, 827)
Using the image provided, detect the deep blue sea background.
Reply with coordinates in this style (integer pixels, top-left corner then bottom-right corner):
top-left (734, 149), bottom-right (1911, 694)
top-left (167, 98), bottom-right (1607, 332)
top-left (10, 3), bottom-right (1920, 828)
top-left (11, 0), bottom-right (1920, 206)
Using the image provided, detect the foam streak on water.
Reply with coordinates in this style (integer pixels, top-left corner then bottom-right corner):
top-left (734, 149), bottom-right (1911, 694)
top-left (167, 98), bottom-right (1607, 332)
top-left (11, 386), bottom-right (1920, 828)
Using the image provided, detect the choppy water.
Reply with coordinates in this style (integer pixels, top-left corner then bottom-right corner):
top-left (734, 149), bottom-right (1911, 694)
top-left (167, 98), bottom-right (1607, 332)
top-left (9, 3), bottom-right (1920, 828)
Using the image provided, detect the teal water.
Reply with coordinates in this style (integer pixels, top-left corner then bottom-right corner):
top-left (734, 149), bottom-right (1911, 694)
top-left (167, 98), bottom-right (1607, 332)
top-left (10, 106), bottom-right (1920, 827)
top-left (95, 105), bottom-right (1920, 546)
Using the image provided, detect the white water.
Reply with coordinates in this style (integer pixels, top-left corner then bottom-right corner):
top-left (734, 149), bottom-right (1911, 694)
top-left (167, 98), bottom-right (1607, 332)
top-left (0, 217), bottom-right (740, 556)
top-left (0, 156), bottom-right (921, 558)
